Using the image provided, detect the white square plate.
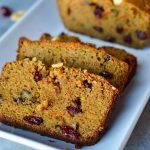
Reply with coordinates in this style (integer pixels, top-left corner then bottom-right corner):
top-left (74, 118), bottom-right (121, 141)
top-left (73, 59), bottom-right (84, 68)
top-left (0, 0), bottom-right (150, 150)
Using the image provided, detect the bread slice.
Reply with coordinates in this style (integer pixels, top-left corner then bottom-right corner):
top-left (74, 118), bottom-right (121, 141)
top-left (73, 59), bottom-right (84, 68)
top-left (0, 58), bottom-right (118, 146)
top-left (57, 0), bottom-right (150, 48)
top-left (102, 46), bottom-right (137, 84)
top-left (40, 33), bottom-right (137, 84)
top-left (17, 38), bottom-right (129, 91)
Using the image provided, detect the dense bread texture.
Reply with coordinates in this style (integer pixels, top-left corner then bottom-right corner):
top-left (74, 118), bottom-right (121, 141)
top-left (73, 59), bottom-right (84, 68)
top-left (17, 38), bottom-right (129, 91)
top-left (0, 59), bottom-right (118, 146)
top-left (102, 46), bottom-right (137, 83)
top-left (57, 0), bottom-right (150, 48)
top-left (40, 33), bottom-right (137, 83)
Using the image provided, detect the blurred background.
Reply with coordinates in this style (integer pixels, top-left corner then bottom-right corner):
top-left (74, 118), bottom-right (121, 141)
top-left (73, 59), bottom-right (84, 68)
top-left (0, 0), bottom-right (35, 37)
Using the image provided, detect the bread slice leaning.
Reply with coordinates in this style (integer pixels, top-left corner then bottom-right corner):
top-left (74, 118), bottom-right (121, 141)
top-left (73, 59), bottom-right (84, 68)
top-left (0, 58), bottom-right (118, 146)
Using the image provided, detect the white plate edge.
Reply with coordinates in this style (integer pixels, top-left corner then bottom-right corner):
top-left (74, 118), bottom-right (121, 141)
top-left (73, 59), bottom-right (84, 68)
top-left (119, 88), bottom-right (150, 150)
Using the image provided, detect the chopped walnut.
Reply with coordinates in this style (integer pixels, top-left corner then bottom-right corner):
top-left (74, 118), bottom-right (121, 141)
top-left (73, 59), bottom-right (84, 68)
top-left (36, 100), bottom-right (49, 112)
top-left (83, 69), bottom-right (87, 73)
top-left (11, 10), bottom-right (24, 21)
top-left (112, 86), bottom-right (116, 90)
top-left (112, 0), bottom-right (123, 5)
top-left (32, 57), bottom-right (37, 62)
top-left (52, 63), bottom-right (63, 68)
top-left (51, 36), bottom-right (61, 42)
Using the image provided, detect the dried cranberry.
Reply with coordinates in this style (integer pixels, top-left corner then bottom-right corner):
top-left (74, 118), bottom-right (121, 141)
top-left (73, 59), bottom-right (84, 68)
top-left (0, 6), bottom-right (12, 17)
top-left (104, 55), bottom-right (110, 62)
top-left (116, 26), bottom-right (124, 34)
top-left (123, 35), bottom-right (132, 44)
top-left (34, 71), bottom-right (43, 82)
top-left (67, 8), bottom-right (71, 15)
top-left (74, 98), bottom-right (81, 106)
top-left (94, 6), bottom-right (104, 19)
top-left (14, 97), bottom-right (25, 103)
top-left (105, 36), bottom-right (116, 43)
top-left (93, 26), bottom-right (103, 33)
top-left (23, 115), bottom-right (43, 125)
top-left (136, 31), bottom-right (147, 40)
top-left (66, 105), bottom-right (82, 116)
top-left (83, 80), bottom-right (92, 89)
top-left (99, 71), bottom-right (113, 79)
top-left (60, 32), bottom-right (66, 36)
top-left (61, 126), bottom-right (80, 139)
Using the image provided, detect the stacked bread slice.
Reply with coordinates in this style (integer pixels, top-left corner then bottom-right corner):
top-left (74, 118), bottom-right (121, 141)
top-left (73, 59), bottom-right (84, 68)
top-left (0, 33), bottom-right (137, 147)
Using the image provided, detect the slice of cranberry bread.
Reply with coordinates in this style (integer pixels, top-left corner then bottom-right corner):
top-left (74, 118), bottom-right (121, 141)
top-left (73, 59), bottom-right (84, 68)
top-left (40, 33), bottom-right (137, 83)
top-left (57, 0), bottom-right (150, 48)
top-left (17, 38), bottom-right (129, 91)
top-left (0, 58), bottom-right (118, 146)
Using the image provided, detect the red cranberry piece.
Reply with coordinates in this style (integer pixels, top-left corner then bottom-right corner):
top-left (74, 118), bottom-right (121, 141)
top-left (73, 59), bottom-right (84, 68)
top-left (14, 97), bottom-right (25, 103)
top-left (23, 115), bottom-right (43, 125)
top-left (0, 6), bottom-right (12, 17)
top-left (105, 36), bottom-right (116, 43)
top-left (61, 126), bottom-right (80, 139)
top-left (116, 26), bottom-right (124, 34)
top-left (83, 80), bottom-right (92, 89)
top-left (94, 6), bottom-right (104, 19)
top-left (99, 71), bottom-right (113, 79)
top-left (123, 35), bottom-right (132, 44)
top-left (74, 98), bottom-right (81, 106)
top-left (66, 105), bottom-right (82, 116)
top-left (93, 26), bottom-right (103, 33)
top-left (34, 71), bottom-right (43, 82)
top-left (104, 55), bottom-right (110, 62)
top-left (136, 31), bottom-right (147, 40)
top-left (67, 8), bottom-right (71, 15)
top-left (60, 32), bottom-right (66, 36)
